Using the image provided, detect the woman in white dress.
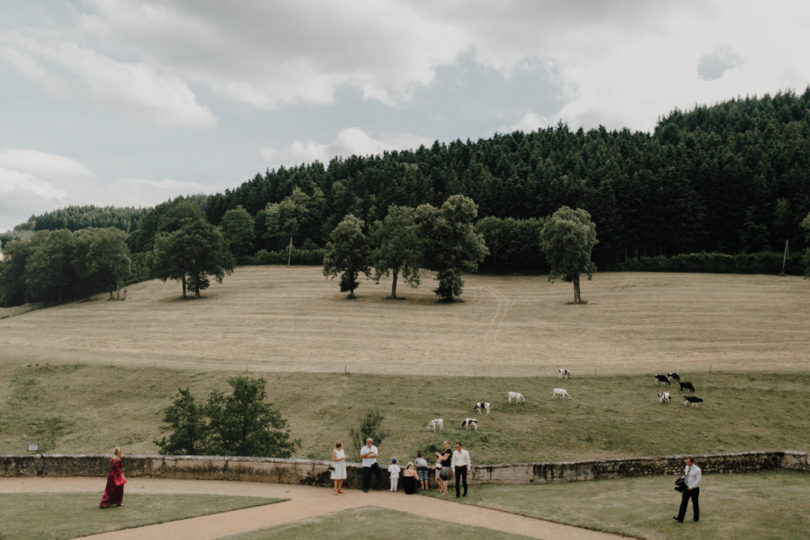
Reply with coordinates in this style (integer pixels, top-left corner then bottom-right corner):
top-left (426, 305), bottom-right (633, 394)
top-left (331, 441), bottom-right (347, 494)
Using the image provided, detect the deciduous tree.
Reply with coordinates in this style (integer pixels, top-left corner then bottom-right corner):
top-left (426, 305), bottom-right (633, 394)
top-left (370, 205), bottom-right (422, 299)
top-left (416, 195), bottom-right (488, 301)
top-left (323, 214), bottom-right (370, 298)
top-left (540, 206), bottom-right (598, 304)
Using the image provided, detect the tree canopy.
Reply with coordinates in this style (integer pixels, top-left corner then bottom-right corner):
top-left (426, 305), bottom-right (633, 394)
top-left (540, 206), bottom-right (598, 304)
top-left (322, 214), bottom-right (371, 298)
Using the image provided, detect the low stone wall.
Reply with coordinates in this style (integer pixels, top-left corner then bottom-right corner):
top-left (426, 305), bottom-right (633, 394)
top-left (1, 451), bottom-right (806, 488)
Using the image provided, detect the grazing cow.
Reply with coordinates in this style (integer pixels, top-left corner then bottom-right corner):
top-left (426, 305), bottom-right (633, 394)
top-left (461, 418), bottom-right (479, 430)
top-left (552, 388), bottom-right (571, 399)
top-left (667, 372), bottom-right (680, 383)
top-left (679, 381), bottom-right (696, 393)
top-left (657, 391), bottom-right (672, 404)
top-left (474, 402), bottom-right (492, 414)
top-left (654, 374), bottom-right (671, 385)
top-left (426, 418), bottom-right (444, 432)
top-left (507, 391), bottom-right (526, 405)
top-left (558, 368), bottom-right (571, 379)
top-left (683, 395), bottom-right (704, 407)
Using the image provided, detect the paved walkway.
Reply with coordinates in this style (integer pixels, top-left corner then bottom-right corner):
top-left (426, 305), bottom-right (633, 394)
top-left (0, 478), bottom-right (625, 540)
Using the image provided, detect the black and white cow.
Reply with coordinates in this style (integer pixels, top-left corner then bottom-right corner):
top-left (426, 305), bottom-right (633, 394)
top-left (461, 418), bottom-right (479, 430)
top-left (474, 402), bottom-right (492, 414)
top-left (667, 372), bottom-right (681, 383)
top-left (679, 381), bottom-right (696, 393)
top-left (654, 374), bottom-right (671, 385)
top-left (683, 395), bottom-right (704, 407)
top-left (558, 368), bottom-right (571, 379)
top-left (657, 391), bottom-right (672, 404)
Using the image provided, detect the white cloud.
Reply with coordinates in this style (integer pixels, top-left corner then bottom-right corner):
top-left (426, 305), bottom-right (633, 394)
top-left (0, 148), bottom-right (94, 179)
top-left (262, 128), bottom-right (433, 166)
top-left (0, 148), bottom-right (214, 231)
top-left (502, 112), bottom-right (554, 134)
top-left (80, 0), bottom-right (468, 109)
top-left (0, 30), bottom-right (216, 128)
top-left (0, 46), bottom-right (66, 96)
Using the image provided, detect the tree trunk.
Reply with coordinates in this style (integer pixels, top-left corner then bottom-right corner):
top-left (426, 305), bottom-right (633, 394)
top-left (391, 267), bottom-right (399, 299)
top-left (572, 274), bottom-right (582, 304)
top-left (182, 275), bottom-right (187, 298)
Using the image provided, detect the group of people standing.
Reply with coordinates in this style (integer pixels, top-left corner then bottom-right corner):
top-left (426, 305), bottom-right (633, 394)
top-left (331, 438), bottom-right (471, 498)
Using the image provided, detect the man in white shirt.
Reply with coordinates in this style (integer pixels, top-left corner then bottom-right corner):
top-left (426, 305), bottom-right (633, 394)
top-left (674, 456), bottom-right (701, 522)
top-left (360, 438), bottom-right (381, 492)
top-left (451, 441), bottom-right (471, 498)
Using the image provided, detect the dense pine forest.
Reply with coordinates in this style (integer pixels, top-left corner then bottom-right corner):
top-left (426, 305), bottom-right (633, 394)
top-left (3, 91), bottom-right (810, 305)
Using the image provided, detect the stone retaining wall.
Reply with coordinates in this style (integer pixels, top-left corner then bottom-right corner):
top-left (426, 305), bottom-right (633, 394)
top-left (1, 451), bottom-right (806, 488)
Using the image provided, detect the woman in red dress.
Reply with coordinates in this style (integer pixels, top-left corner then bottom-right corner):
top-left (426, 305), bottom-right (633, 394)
top-left (99, 447), bottom-right (126, 508)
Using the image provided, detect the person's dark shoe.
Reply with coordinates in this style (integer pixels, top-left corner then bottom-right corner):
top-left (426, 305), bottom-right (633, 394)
top-left (456, 494), bottom-right (460, 498)
top-left (673, 517), bottom-right (683, 522)
top-left (694, 519), bottom-right (699, 522)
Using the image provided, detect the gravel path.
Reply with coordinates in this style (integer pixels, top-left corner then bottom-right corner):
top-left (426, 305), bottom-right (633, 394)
top-left (0, 477), bottom-right (625, 540)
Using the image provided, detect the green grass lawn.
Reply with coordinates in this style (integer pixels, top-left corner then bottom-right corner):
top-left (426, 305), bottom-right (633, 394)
top-left (430, 470), bottom-right (810, 540)
top-left (220, 506), bottom-right (531, 540)
top-left (0, 493), bottom-right (282, 540)
top-left (0, 363), bottom-right (808, 465)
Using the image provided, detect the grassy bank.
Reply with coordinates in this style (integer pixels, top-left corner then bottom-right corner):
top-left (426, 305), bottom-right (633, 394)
top-left (1, 363), bottom-right (807, 463)
top-left (436, 470), bottom-right (809, 539)
top-left (0, 493), bottom-right (281, 540)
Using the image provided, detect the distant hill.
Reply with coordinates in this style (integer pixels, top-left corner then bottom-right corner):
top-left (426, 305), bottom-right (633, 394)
top-left (18, 90), bottom-right (810, 271)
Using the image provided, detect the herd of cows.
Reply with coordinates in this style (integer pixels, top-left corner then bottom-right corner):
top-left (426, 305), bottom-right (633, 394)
top-left (654, 372), bottom-right (704, 407)
top-left (424, 369), bottom-right (704, 434)
top-left (424, 368), bottom-right (580, 433)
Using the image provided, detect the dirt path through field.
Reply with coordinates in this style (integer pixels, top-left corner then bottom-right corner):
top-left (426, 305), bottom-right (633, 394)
top-left (0, 477), bottom-right (624, 540)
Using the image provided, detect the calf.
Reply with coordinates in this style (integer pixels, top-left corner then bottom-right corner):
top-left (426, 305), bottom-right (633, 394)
top-left (657, 391), bottom-right (671, 404)
top-left (558, 368), bottom-right (571, 379)
top-left (552, 388), bottom-right (571, 399)
top-left (474, 401), bottom-right (492, 414)
top-left (654, 374), bottom-right (671, 385)
top-left (461, 418), bottom-right (479, 430)
top-left (507, 391), bottom-right (526, 405)
top-left (426, 418), bottom-right (444, 432)
top-left (679, 381), bottom-right (696, 393)
top-left (683, 395), bottom-right (704, 407)
top-left (667, 372), bottom-right (680, 383)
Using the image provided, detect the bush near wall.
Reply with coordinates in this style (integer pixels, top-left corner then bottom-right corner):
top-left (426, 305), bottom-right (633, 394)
top-left (616, 251), bottom-right (803, 275)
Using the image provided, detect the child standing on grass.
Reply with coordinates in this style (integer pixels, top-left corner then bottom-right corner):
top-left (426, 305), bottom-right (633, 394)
top-left (388, 458), bottom-right (401, 492)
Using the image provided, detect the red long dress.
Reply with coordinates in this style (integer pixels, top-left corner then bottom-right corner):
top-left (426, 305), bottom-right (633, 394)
top-left (99, 457), bottom-right (125, 508)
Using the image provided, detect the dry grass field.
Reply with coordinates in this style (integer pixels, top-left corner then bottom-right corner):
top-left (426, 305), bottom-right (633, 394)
top-left (1, 267), bottom-right (808, 462)
top-left (1, 266), bottom-right (808, 376)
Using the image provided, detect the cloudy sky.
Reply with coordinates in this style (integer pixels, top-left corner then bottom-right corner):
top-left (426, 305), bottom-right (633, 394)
top-left (1, 1), bottom-right (809, 232)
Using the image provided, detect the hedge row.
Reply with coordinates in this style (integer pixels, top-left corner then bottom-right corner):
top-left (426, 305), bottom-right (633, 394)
top-left (615, 251), bottom-right (803, 275)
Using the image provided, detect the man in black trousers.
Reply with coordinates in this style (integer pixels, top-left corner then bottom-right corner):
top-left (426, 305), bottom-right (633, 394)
top-left (674, 456), bottom-right (701, 522)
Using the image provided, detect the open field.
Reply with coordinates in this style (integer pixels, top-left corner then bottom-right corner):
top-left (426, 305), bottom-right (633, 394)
top-left (1, 267), bottom-right (809, 376)
top-left (437, 470), bottom-right (810, 540)
top-left (0, 493), bottom-right (281, 540)
top-left (1, 363), bottom-right (807, 461)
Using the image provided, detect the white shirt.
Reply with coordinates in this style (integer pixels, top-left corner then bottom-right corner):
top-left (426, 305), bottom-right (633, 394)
top-left (684, 463), bottom-right (702, 489)
top-left (360, 444), bottom-right (378, 467)
top-left (388, 464), bottom-right (401, 478)
top-left (451, 448), bottom-right (471, 468)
